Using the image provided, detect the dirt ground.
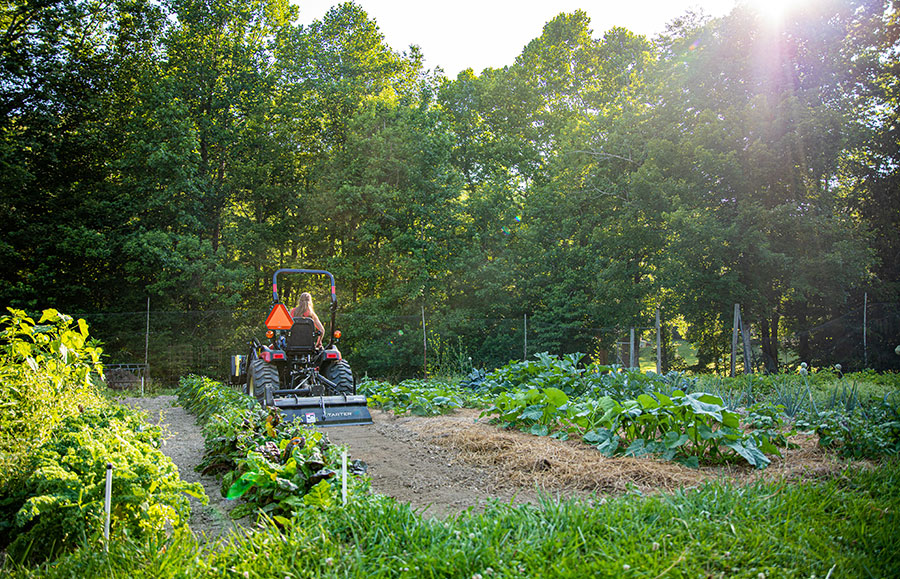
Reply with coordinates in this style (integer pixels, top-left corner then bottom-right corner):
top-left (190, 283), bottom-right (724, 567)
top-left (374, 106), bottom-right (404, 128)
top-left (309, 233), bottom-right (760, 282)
top-left (123, 396), bottom-right (861, 539)
top-left (121, 396), bottom-right (247, 541)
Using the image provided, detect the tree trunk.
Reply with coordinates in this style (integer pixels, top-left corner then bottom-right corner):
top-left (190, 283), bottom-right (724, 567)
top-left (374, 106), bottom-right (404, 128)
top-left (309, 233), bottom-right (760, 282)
top-left (797, 303), bottom-right (810, 364)
top-left (660, 308), bottom-right (671, 374)
top-left (759, 313), bottom-right (780, 374)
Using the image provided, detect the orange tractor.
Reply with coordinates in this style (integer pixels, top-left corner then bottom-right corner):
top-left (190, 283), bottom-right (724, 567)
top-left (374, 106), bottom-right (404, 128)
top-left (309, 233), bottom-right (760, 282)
top-left (229, 269), bottom-right (372, 426)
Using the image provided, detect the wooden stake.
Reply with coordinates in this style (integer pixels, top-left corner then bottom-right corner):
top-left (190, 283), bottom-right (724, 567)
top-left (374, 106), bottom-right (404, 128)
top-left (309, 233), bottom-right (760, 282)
top-left (656, 307), bottom-right (662, 374)
top-left (731, 304), bottom-right (740, 377)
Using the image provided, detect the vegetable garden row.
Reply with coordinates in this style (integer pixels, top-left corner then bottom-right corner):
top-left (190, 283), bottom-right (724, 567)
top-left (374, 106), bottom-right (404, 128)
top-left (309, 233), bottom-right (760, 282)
top-left (2, 309), bottom-right (899, 577)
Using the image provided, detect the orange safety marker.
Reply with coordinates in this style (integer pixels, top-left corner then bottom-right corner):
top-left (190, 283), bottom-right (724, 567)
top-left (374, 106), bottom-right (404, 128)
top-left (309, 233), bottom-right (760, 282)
top-left (265, 303), bottom-right (294, 330)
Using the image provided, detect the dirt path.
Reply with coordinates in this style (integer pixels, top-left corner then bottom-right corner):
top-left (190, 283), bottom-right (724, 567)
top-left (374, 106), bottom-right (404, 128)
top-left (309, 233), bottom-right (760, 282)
top-left (326, 410), bottom-right (542, 517)
top-left (121, 396), bottom-right (246, 541)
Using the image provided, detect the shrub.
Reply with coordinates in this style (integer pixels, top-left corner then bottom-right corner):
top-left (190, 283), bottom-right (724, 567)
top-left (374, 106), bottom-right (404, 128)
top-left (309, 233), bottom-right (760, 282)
top-left (0, 308), bottom-right (106, 486)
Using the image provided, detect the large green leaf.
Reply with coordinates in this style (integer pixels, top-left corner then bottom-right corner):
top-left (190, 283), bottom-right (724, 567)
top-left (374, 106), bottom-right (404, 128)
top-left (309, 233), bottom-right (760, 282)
top-left (543, 387), bottom-right (568, 408)
top-left (226, 472), bottom-right (257, 500)
top-left (303, 480), bottom-right (334, 509)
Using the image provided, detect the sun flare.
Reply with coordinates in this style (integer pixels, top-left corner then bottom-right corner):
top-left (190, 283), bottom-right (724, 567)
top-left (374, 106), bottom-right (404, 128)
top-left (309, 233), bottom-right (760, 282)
top-left (744, 0), bottom-right (810, 26)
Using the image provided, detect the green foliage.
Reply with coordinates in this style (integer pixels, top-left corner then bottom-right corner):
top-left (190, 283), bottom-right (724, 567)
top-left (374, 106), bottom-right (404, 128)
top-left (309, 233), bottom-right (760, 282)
top-left (176, 374), bottom-right (264, 474)
top-left (360, 379), bottom-right (490, 416)
top-left (797, 393), bottom-right (900, 459)
top-left (0, 308), bottom-right (106, 486)
top-left (11, 462), bottom-right (900, 577)
top-left (0, 406), bottom-right (206, 565)
top-left (177, 375), bottom-right (368, 521)
top-left (0, 309), bottom-right (206, 565)
top-left (176, 374), bottom-right (258, 425)
top-left (484, 385), bottom-right (775, 468)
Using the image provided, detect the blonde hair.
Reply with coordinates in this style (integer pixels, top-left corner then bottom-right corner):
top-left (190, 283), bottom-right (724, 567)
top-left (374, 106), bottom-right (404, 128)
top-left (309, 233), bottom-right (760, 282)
top-left (294, 292), bottom-right (316, 317)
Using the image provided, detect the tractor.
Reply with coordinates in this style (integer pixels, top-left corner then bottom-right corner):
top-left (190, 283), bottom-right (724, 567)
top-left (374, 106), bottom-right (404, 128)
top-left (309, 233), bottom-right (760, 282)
top-left (229, 268), bottom-right (372, 426)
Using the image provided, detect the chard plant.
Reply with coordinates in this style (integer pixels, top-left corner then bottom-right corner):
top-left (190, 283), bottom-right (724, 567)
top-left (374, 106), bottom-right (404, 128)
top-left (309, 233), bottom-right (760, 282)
top-left (178, 376), bottom-right (369, 522)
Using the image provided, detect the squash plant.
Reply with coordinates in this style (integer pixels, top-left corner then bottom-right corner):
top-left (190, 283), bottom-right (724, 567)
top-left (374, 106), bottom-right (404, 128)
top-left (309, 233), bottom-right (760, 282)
top-left (483, 386), bottom-right (777, 468)
top-left (580, 391), bottom-right (777, 468)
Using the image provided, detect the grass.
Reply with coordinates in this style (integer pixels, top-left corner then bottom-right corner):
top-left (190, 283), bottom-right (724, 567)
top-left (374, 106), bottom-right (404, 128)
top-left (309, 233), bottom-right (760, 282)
top-left (638, 339), bottom-right (698, 373)
top-left (9, 460), bottom-right (899, 578)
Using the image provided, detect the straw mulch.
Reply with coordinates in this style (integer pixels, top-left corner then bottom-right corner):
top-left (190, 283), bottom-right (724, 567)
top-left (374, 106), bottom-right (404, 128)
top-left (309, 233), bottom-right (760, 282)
top-left (399, 409), bottom-right (873, 497)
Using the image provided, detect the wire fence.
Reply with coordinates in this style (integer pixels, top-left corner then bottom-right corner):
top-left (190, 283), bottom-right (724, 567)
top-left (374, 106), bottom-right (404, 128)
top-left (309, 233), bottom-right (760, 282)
top-left (74, 300), bottom-right (899, 387)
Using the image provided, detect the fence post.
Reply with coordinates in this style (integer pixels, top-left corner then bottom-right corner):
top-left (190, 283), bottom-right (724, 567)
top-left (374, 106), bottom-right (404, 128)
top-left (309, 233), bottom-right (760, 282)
top-left (422, 305), bottom-right (427, 379)
top-left (656, 307), bottom-right (662, 374)
top-left (741, 326), bottom-right (753, 374)
top-left (523, 314), bottom-right (528, 361)
top-left (731, 304), bottom-right (740, 377)
top-left (863, 292), bottom-right (868, 368)
top-left (630, 327), bottom-right (636, 369)
top-left (144, 297), bottom-right (150, 379)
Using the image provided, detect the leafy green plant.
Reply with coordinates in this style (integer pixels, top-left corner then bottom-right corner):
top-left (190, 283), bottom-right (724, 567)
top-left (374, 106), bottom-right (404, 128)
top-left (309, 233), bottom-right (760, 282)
top-left (483, 387), bottom-right (776, 468)
top-left (177, 375), bottom-right (267, 475)
top-left (0, 308), bottom-right (107, 485)
top-left (176, 374), bottom-right (258, 424)
top-left (484, 386), bottom-right (571, 436)
top-left (798, 393), bottom-right (900, 459)
top-left (177, 375), bottom-right (369, 521)
top-left (224, 424), bottom-right (368, 521)
top-left (484, 352), bottom-right (590, 396)
top-left (361, 379), bottom-right (490, 415)
top-left (0, 405), bottom-right (206, 565)
top-left (582, 391), bottom-right (775, 468)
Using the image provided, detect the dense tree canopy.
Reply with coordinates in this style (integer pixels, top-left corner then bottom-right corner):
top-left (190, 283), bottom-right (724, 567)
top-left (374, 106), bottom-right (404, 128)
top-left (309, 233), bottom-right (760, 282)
top-left (1, 0), bottom-right (897, 376)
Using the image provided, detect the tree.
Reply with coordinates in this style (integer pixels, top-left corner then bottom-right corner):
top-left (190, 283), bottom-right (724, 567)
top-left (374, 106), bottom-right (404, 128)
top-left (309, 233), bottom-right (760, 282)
top-left (643, 1), bottom-right (880, 371)
top-left (0, 0), bottom-right (165, 312)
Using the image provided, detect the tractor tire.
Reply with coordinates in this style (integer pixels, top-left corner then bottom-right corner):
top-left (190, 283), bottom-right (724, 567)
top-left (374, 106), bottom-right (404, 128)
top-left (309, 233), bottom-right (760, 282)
top-left (324, 360), bottom-right (354, 395)
top-left (246, 359), bottom-right (279, 408)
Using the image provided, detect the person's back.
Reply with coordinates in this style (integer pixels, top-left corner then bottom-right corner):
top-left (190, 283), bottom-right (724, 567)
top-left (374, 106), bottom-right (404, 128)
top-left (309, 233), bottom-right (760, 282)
top-left (291, 292), bottom-right (324, 348)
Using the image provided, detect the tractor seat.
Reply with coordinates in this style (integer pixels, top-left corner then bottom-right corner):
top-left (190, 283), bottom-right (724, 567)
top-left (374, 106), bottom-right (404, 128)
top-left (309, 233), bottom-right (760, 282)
top-left (286, 317), bottom-right (318, 353)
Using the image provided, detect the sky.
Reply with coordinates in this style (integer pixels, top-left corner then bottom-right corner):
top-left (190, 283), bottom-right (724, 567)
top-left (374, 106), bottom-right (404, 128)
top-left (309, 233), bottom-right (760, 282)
top-left (293, 0), bottom-right (742, 77)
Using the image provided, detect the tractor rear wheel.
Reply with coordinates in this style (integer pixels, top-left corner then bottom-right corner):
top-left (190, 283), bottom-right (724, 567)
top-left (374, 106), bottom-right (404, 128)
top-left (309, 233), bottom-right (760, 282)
top-left (324, 360), bottom-right (354, 395)
top-left (246, 359), bottom-right (279, 407)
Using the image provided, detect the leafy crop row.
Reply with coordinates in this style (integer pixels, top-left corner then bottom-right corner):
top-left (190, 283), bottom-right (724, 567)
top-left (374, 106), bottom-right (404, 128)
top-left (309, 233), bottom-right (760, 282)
top-left (484, 387), bottom-right (778, 468)
top-left (0, 406), bottom-right (205, 564)
top-left (177, 376), bottom-right (368, 522)
top-left (364, 353), bottom-right (900, 465)
top-left (360, 379), bottom-right (490, 415)
top-left (0, 308), bottom-right (205, 565)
